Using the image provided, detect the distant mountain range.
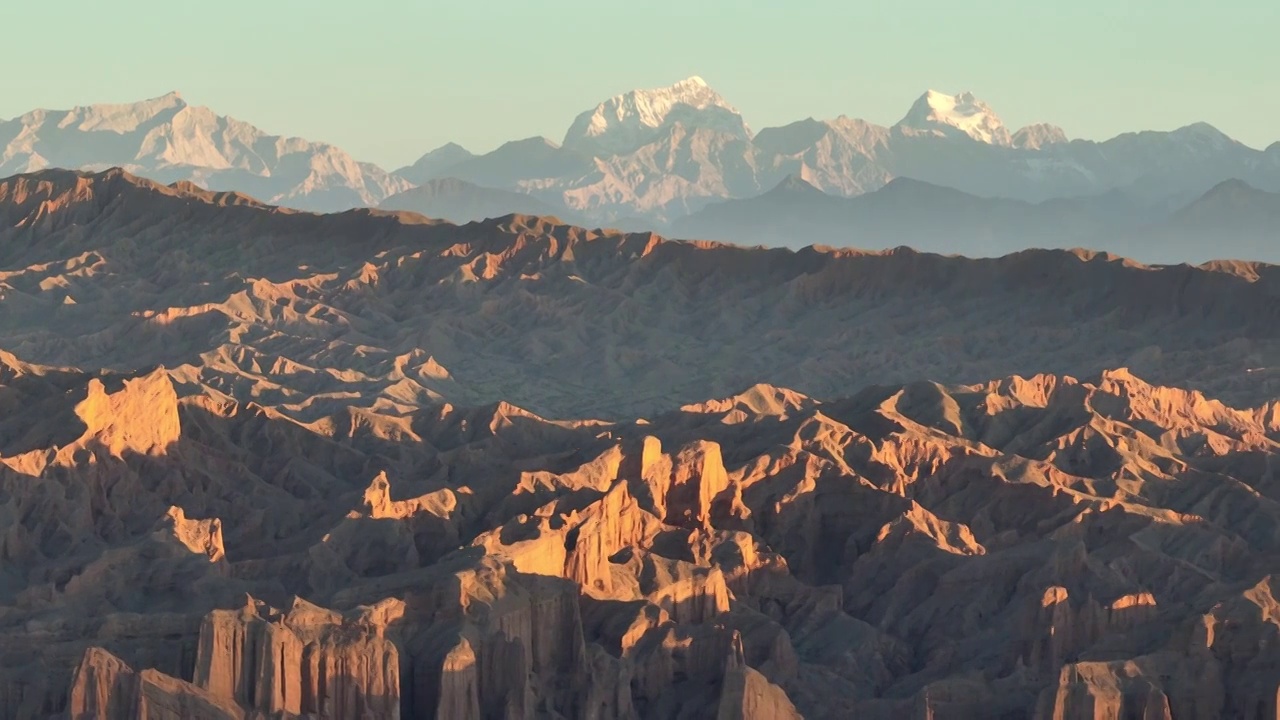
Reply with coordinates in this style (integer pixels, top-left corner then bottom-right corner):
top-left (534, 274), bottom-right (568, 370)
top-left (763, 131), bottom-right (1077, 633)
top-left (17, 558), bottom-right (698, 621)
top-left (378, 177), bottom-right (576, 225)
top-left (672, 175), bottom-right (1280, 264)
top-left (0, 92), bottom-right (411, 211)
top-left (4, 79), bottom-right (1278, 256)
top-left (404, 77), bottom-right (1280, 226)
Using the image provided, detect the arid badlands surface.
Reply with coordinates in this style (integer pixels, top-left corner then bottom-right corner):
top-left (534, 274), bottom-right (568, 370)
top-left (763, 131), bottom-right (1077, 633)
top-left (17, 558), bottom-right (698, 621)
top-left (0, 169), bottom-right (1277, 719)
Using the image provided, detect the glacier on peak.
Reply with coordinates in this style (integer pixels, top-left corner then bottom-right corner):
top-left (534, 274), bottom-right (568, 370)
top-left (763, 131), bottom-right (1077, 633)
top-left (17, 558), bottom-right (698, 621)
top-left (895, 89), bottom-right (1012, 146)
top-left (561, 75), bottom-right (751, 156)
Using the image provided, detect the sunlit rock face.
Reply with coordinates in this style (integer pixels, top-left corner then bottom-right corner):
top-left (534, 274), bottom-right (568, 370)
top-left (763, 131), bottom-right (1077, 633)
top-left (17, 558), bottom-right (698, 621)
top-left (0, 169), bottom-right (1277, 719)
top-left (4, 351), bottom-right (1278, 719)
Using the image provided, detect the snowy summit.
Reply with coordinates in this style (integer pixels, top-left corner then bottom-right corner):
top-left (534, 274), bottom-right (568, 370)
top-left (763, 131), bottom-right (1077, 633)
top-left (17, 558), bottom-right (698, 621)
top-left (562, 76), bottom-right (751, 156)
top-left (895, 90), bottom-right (1012, 146)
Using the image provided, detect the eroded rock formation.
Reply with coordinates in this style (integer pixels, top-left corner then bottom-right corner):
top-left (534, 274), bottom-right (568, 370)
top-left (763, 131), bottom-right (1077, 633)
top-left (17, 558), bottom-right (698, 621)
top-left (0, 170), bottom-right (1278, 718)
top-left (0, 355), bottom-right (1273, 718)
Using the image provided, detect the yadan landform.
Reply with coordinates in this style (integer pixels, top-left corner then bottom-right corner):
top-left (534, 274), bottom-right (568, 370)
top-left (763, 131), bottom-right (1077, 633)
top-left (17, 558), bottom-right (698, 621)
top-left (0, 60), bottom-right (1277, 720)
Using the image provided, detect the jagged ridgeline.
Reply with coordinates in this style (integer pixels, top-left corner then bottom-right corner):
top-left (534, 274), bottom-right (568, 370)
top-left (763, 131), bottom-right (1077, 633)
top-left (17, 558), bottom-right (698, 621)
top-left (0, 169), bottom-right (1276, 719)
top-left (5, 79), bottom-right (1280, 235)
top-left (0, 168), bottom-right (1275, 419)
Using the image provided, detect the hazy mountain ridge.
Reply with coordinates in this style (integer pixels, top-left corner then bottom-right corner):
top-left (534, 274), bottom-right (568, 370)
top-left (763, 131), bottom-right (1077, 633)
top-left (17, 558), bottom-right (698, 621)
top-left (0, 92), bottom-right (411, 211)
top-left (672, 175), bottom-right (1277, 264)
top-left (377, 176), bottom-right (578, 225)
top-left (408, 81), bottom-right (1280, 225)
top-left (9, 81), bottom-right (1278, 233)
top-left (392, 142), bottom-right (475, 185)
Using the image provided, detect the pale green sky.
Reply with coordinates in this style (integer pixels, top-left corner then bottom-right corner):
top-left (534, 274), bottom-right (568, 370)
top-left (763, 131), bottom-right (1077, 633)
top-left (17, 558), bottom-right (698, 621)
top-left (4, 0), bottom-right (1276, 167)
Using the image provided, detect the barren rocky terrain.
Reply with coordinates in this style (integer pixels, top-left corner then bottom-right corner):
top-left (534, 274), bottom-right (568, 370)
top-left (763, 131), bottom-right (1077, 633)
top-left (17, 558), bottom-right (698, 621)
top-left (0, 169), bottom-right (1278, 719)
top-left (1, 169), bottom-right (1276, 420)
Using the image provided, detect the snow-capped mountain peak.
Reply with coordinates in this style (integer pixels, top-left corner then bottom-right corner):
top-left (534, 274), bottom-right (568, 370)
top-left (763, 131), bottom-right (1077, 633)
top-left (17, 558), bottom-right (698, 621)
top-left (562, 76), bottom-right (751, 156)
top-left (34, 91), bottom-right (189, 134)
top-left (1012, 123), bottom-right (1069, 150)
top-left (673, 75), bottom-right (709, 90)
top-left (0, 93), bottom-right (410, 209)
top-left (895, 90), bottom-right (1012, 146)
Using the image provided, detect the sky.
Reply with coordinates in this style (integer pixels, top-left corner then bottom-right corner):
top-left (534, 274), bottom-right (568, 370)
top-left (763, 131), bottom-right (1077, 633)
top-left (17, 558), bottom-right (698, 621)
top-left (3, 0), bottom-right (1277, 168)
